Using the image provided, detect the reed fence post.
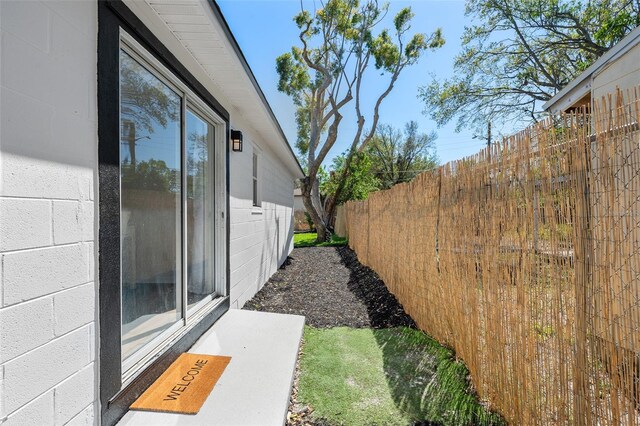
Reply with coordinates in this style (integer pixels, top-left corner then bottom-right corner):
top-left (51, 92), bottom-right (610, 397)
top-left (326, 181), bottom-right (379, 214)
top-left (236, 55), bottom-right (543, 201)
top-left (572, 109), bottom-right (593, 424)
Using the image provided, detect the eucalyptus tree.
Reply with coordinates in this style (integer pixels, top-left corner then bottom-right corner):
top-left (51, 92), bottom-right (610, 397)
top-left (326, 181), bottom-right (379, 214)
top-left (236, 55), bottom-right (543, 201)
top-left (277, 0), bottom-right (444, 242)
top-left (420, 0), bottom-right (640, 134)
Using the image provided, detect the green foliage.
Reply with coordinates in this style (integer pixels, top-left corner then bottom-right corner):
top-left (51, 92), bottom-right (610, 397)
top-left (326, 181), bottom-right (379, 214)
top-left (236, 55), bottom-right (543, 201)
top-left (294, 232), bottom-right (347, 248)
top-left (394, 7), bottom-right (414, 32)
top-left (120, 52), bottom-right (179, 134)
top-left (299, 326), bottom-right (504, 425)
top-left (534, 323), bottom-right (555, 339)
top-left (322, 151), bottom-right (380, 204)
top-left (278, 0), bottom-right (443, 239)
top-left (370, 29), bottom-right (401, 71)
top-left (538, 223), bottom-right (573, 242)
top-left (276, 0), bottom-right (442, 160)
top-left (316, 165), bottom-right (330, 190)
top-left (275, 52), bottom-right (310, 98)
top-left (121, 160), bottom-right (179, 192)
top-left (303, 211), bottom-right (315, 232)
top-left (419, 0), bottom-right (640, 133)
top-left (589, 1), bottom-right (640, 46)
top-left (293, 104), bottom-right (311, 155)
top-left (367, 121), bottom-right (439, 190)
top-left (409, 31), bottom-right (444, 58)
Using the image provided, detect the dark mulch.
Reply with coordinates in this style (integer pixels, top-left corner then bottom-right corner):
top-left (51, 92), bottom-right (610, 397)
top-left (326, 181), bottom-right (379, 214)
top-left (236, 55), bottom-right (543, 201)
top-left (244, 245), bottom-right (419, 426)
top-left (243, 246), bottom-right (416, 329)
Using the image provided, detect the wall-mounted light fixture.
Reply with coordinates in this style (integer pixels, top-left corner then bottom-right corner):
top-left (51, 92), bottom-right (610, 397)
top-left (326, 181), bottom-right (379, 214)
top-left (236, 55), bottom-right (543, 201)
top-left (231, 129), bottom-right (243, 152)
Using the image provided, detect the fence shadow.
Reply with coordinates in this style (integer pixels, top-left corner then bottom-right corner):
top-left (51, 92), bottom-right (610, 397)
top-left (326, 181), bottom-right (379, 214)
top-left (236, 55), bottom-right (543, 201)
top-left (335, 246), bottom-right (502, 425)
top-left (335, 246), bottom-right (416, 329)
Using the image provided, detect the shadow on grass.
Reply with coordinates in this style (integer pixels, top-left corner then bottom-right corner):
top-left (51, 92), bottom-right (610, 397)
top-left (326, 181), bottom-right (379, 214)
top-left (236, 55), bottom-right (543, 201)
top-left (335, 246), bottom-right (505, 426)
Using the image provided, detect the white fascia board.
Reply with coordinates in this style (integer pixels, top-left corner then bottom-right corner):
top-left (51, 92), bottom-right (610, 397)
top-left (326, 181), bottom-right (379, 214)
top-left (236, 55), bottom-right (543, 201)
top-left (544, 81), bottom-right (591, 115)
top-left (201, 1), bottom-right (304, 179)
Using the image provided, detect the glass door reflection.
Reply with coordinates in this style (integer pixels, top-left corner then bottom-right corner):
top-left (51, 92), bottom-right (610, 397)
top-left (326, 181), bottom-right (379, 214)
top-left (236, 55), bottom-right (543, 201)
top-left (120, 49), bottom-right (183, 361)
top-left (186, 110), bottom-right (215, 310)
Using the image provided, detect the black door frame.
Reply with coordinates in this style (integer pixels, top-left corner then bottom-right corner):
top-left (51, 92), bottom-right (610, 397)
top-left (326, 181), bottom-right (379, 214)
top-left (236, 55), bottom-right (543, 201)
top-left (97, 2), bottom-right (231, 424)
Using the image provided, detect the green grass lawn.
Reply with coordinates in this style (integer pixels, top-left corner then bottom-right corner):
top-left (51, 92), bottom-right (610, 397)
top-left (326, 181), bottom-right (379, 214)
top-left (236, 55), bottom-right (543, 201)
top-left (299, 326), bottom-right (504, 426)
top-left (294, 232), bottom-right (347, 248)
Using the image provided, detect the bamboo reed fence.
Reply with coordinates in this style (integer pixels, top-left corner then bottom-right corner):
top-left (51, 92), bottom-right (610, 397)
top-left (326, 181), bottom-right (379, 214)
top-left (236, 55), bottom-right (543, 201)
top-left (344, 89), bottom-right (640, 424)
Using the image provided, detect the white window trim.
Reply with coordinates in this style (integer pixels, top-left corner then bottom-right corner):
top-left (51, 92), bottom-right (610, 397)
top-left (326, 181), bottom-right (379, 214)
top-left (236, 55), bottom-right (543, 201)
top-left (251, 143), bottom-right (263, 214)
top-left (119, 29), bottom-right (228, 381)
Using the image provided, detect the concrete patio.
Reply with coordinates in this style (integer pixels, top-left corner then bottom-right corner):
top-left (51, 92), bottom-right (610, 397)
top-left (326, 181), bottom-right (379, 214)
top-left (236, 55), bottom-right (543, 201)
top-left (118, 309), bottom-right (305, 426)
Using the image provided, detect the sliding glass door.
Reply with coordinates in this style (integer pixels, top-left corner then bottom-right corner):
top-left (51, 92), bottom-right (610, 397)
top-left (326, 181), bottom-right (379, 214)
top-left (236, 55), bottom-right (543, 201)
top-left (186, 110), bottom-right (215, 310)
top-left (119, 43), bottom-right (221, 371)
top-left (120, 49), bottom-right (183, 361)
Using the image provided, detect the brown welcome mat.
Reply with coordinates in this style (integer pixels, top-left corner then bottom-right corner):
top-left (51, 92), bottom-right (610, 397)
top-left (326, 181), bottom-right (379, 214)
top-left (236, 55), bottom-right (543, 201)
top-left (130, 353), bottom-right (231, 415)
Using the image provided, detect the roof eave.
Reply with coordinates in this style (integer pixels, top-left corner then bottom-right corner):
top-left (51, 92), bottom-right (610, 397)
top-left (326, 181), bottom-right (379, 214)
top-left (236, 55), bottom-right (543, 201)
top-left (208, 0), bottom-right (304, 179)
top-left (543, 25), bottom-right (640, 113)
top-left (543, 81), bottom-right (591, 115)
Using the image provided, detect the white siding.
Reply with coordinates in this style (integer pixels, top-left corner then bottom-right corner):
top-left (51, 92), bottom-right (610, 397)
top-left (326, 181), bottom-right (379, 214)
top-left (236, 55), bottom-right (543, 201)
top-left (228, 130), bottom-right (295, 309)
top-left (592, 42), bottom-right (640, 102)
top-left (0, 1), bottom-right (98, 424)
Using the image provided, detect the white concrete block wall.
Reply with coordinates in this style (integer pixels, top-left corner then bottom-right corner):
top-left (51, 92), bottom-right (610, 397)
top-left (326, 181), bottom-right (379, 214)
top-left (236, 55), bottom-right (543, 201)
top-left (0, 1), bottom-right (97, 425)
top-left (229, 135), bottom-right (296, 309)
top-left (1, 0), bottom-right (300, 423)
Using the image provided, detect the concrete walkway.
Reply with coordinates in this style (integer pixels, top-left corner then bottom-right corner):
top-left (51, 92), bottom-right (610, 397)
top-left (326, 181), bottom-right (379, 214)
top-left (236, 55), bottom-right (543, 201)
top-left (118, 309), bottom-right (305, 426)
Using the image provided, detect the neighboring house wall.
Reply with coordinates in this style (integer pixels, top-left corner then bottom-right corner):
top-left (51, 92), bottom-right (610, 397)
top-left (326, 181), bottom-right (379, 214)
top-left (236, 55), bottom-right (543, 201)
top-left (294, 194), bottom-right (305, 211)
top-left (334, 204), bottom-right (348, 238)
top-left (0, 1), bottom-right (98, 425)
top-left (543, 27), bottom-right (640, 114)
top-left (592, 43), bottom-right (640, 102)
top-left (229, 127), bottom-right (296, 308)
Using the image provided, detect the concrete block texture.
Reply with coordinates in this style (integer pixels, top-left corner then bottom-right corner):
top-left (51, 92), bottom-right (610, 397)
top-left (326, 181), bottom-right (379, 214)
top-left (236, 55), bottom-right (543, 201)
top-left (0, 4), bottom-right (98, 423)
top-left (65, 404), bottom-right (94, 426)
top-left (0, 198), bottom-right (52, 252)
top-left (52, 201), bottom-right (82, 245)
top-left (0, 296), bottom-right (54, 363)
top-left (1, 325), bottom-right (91, 416)
top-left (54, 363), bottom-right (94, 425)
top-left (1, 9), bottom-right (95, 123)
top-left (0, 154), bottom-right (93, 201)
top-left (1, 390), bottom-right (54, 426)
top-left (2, 243), bottom-right (91, 306)
top-left (53, 282), bottom-right (95, 337)
top-left (228, 140), bottom-right (296, 309)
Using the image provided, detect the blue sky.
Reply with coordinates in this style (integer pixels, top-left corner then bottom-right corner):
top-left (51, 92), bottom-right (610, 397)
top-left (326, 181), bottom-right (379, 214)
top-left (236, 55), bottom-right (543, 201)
top-left (217, 0), bottom-right (490, 166)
